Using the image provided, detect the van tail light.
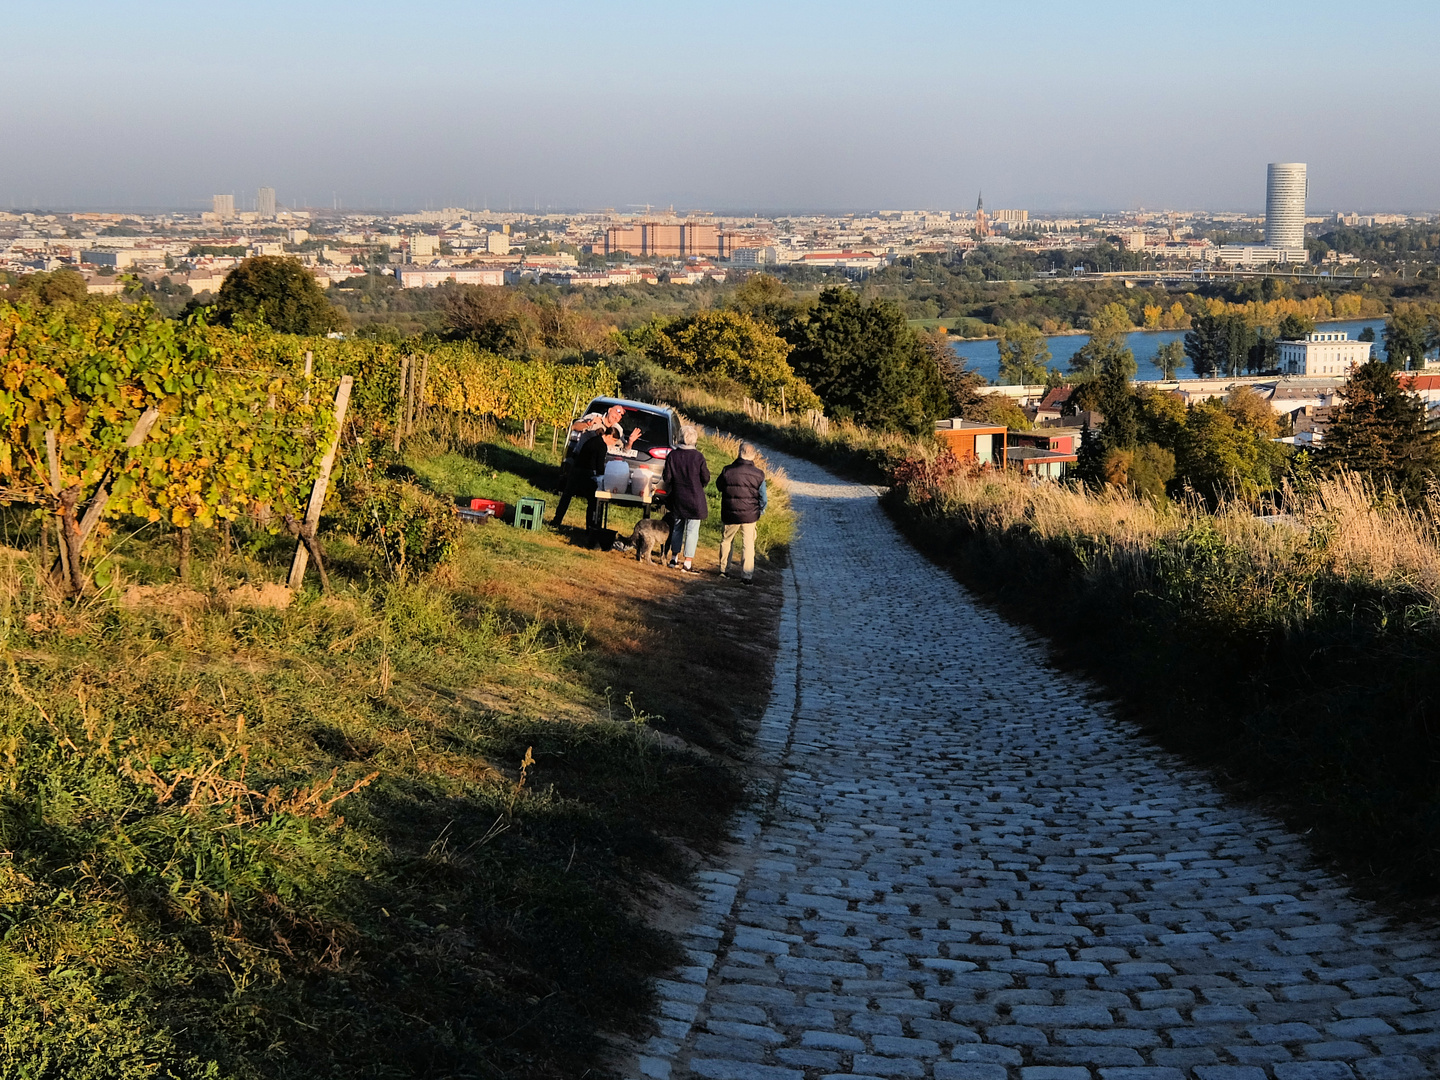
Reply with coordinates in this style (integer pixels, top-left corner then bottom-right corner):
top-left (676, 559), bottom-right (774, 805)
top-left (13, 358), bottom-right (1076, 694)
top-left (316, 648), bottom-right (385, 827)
top-left (648, 446), bottom-right (672, 459)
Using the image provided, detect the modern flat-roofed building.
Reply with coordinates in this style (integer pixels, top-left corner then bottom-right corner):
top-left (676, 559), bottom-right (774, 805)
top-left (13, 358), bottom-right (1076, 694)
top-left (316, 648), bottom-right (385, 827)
top-left (934, 417), bottom-right (1006, 466)
top-left (257, 187), bottom-right (276, 219)
top-left (1277, 331), bottom-right (1371, 377)
top-left (212, 194), bottom-right (235, 220)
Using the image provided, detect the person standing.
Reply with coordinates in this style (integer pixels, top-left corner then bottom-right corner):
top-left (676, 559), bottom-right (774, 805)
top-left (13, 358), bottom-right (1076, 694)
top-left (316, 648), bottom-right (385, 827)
top-left (715, 442), bottom-right (766, 585)
top-left (661, 425), bottom-right (709, 573)
top-left (553, 428), bottom-right (617, 531)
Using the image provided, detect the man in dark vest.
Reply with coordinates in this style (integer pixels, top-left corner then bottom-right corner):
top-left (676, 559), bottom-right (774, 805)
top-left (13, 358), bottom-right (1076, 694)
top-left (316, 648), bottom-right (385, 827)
top-left (714, 442), bottom-right (766, 585)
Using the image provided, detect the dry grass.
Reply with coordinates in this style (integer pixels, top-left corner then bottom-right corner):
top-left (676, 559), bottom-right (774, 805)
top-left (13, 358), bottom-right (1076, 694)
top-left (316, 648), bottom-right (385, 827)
top-left (911, 462), bottom-right (1440, 626)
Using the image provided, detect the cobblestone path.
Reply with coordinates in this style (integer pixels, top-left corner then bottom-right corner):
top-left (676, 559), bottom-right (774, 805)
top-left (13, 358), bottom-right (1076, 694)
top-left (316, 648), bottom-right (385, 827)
top-left (629, 451), bottom-right (1440, 1080)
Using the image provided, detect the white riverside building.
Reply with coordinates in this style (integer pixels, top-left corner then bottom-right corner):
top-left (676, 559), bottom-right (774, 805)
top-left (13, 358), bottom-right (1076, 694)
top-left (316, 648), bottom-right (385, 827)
top-left (1277, 331), bottom-right (1371, 377)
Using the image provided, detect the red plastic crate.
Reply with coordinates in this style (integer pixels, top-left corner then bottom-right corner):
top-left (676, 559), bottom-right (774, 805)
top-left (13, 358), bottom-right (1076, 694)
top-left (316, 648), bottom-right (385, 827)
top-left (469, 498), bottom-right (506, 516)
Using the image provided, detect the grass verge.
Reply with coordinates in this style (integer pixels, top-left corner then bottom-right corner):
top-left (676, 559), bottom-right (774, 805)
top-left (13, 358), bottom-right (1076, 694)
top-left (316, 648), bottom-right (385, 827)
top-left (0, 421), bottom-right (792, 1079)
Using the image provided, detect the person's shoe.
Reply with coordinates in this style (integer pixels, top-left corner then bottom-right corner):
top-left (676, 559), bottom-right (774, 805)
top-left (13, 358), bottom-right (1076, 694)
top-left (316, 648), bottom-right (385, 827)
top-left (742, 578), bottom-right (754, 587)
top-left (718, 571), bottom-right (728, 579)
top-left (681, 563), bottom-right (697, 574)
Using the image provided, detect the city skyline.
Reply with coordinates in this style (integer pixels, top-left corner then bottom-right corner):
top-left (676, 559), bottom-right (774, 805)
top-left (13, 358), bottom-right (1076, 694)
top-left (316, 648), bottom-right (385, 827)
top-left (4, 1), bottom-right (1438, 212)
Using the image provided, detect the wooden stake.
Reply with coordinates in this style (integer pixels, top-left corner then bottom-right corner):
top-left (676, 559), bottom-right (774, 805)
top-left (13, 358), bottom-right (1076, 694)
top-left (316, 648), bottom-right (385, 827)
top-left (289, 375), bottom-right (353, 591)
top-left (77, 406), bottom-right (161, 550)
top-left (417, 357), bottom-right (429, 431)
top-left (44, 430), bottom-right (71, 589)
top-left (303, 350), bottom-right (313, 407)
top-left (393, 356), bottom-right (409, 452)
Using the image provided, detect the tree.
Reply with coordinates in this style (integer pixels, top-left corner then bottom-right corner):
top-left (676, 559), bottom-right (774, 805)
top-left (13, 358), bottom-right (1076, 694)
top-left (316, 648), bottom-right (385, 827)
top-left (1384, 305), bottom-right (1431, 370)
top-left (8, 268), bottom-right (89, 306)
top-left (935, 347), bottom-right (989, 421)
top-left (1277, 313), bottom-right (1315, 340)
top-left (995, 322), bottom-right (1051, 385)
top-left (1184, 312), bottom-right (1253, 378)
top-left (442, 285), bottom-right (610, 355)
top-left (1247, 327), bottom-right (1278, 374)
top-left (1069, 303), bottom-right (1132, 378)
top-left (213, 256), bottom-right (346, 335)
top-left (649, 309), bottom-right (818, 409)
top-left (1319, 359), bottom-right (1440, 502)
top-left (727, 273), bottom-right (796, 330)
top-left (785, 288), bottom-right (949, 433)
top-left (1155, 340), bottom-right (1185, 381)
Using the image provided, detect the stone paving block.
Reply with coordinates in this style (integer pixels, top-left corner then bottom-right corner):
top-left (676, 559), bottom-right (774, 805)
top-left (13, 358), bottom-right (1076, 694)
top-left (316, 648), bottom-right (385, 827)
top-left (933, 1065), bottom-right (1008, 1080)
top-left (620, 455), bottom-right (1440, 1080)
top-left (688, 1060), bottom-right (803, 1080)
top-left (1355, 1055), bottom-right (1428, 1079)
top-left (1272, 1063), bottom-right (1358, 1079)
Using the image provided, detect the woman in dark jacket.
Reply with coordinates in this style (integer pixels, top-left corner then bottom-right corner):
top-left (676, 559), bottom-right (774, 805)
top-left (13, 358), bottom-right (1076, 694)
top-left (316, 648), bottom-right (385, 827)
top-left (661, 425), bottom-right (709, 572)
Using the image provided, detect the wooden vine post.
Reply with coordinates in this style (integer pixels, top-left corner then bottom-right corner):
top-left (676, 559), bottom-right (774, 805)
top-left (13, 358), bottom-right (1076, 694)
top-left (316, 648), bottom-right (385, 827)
top-left (288, 375), bottom-right (353, 592)
top-left (393, 356), bottom-right (410, 452)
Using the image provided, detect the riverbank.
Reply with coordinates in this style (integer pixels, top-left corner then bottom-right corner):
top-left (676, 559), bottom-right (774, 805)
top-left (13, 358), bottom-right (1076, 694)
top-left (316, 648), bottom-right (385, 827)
top-left (949, 316), bottom-right (1388, 383)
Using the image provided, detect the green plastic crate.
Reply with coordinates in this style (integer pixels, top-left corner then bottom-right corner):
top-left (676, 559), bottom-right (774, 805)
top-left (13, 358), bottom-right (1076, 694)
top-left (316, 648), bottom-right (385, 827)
top-left (514, 496), bottom-right (546, 532)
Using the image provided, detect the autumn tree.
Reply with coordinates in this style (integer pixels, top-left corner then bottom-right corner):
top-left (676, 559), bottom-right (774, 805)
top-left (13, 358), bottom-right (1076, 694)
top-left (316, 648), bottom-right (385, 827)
top-left (647, 309), bottom-right (818, 409)
top-left (995, 322), bottom-right (1051, 385)
top-left (727, 273), bottom-right (797, 331)
top-left (212, 256), bottom-right (346, 335)
top-left (1319, 359), bottom-right (1440, 501)
top-left (7, 268), bottom-right (89, 306)
top-left (1069, 303), bottom-right (1133, 379)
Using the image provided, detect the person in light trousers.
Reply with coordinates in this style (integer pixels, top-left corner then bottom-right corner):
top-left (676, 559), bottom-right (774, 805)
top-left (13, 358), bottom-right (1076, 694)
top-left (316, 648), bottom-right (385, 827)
top-left (715, 442), bottom-right (766, 585)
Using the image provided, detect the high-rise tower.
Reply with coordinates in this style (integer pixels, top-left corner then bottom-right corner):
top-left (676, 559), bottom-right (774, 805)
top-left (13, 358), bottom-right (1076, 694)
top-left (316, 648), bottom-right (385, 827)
top-left (1264, 163), bottom-right (1306, 253)
top-left (257, 186), bottom-right (276, 219)
top-left (212, 193), bottom-right (234, 220)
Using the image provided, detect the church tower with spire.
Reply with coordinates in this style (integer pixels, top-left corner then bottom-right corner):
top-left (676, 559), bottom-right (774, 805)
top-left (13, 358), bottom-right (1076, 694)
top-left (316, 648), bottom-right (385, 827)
top-left (975, 192), bottom-right (989, 238)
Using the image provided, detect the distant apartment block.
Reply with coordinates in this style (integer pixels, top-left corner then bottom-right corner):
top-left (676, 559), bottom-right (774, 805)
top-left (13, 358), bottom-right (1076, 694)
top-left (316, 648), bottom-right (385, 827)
top-left (604, 222), bottom-right (758, 259)
top-left (606, 222), bottom-right (715, 258)
top-left (395, 266), bottom-right (504, 288)
top-left (729, 246), bottom-right (777, 266)
top-left (481, 230), bottom-right (510, 255)
top-left (793, 250), bottom-right (888, 270)
top-left (257, 187), bottom-right (276, 219)
top-left (991, 209), bottom-right (1028, 224)
top-left (1278, 331), bottom-right (1371, 377)
top-left (81, 249), bottom-right (162, 269)
top-left (409, 234), bottom-right (439, 258)
top-left (212, 194), bottom-right (235, 220)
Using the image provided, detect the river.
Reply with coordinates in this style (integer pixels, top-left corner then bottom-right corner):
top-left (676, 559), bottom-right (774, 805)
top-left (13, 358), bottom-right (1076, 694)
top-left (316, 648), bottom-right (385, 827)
top-left (949, 318), bottom-right (1389, 384)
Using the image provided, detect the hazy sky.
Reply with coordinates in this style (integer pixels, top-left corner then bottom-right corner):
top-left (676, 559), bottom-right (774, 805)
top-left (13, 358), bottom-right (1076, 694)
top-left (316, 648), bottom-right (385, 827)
top-left (4, 0), bottom-right (1437, 213)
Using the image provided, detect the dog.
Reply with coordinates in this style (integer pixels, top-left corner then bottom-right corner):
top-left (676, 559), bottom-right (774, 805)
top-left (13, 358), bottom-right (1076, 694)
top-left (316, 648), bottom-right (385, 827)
top-left (629, 512), bottom-right (674, 565)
